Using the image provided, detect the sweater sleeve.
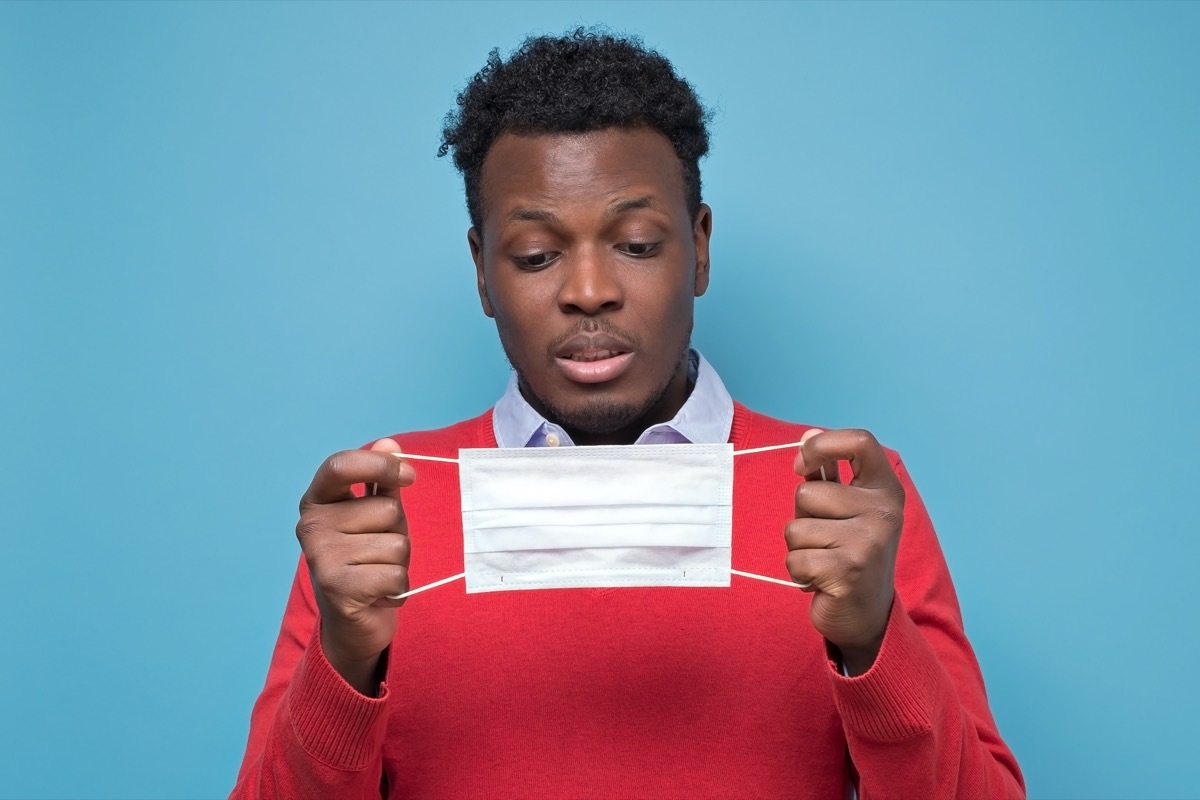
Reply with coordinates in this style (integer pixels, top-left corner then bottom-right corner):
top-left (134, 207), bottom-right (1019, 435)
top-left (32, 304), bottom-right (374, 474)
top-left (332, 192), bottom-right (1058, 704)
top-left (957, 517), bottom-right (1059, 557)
top-left (229, 556), bottom-right (391, 800)
top-left (828, 456), bottom-right (1025, 800)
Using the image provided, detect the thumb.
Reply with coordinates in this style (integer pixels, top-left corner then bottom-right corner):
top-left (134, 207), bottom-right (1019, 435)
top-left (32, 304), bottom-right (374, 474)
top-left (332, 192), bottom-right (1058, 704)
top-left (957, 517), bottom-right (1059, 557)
top-left (370, 437), bottom-right (403, 454)
top-left (366, 438), bottom-right (411, 496)
top-left (794, 428), bottom-right (835, 482)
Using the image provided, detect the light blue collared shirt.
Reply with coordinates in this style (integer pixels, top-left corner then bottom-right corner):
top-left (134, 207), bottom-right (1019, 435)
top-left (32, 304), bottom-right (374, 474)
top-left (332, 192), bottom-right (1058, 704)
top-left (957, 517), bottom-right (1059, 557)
top-left (492, 349), bottom-right (734, 448)
top-left (492, 349), bottom-right (855, 796)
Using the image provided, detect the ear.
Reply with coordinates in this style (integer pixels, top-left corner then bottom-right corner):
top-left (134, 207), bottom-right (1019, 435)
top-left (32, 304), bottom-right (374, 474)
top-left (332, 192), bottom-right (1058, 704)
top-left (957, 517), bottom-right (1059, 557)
top-left (468, 226), bottom-right (494, 318)
top-left (692, 203), bottom-right (713, 297)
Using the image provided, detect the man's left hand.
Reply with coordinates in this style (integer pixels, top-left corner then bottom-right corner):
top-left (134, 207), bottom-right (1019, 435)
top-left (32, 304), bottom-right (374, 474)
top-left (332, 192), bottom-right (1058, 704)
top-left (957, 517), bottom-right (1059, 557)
top-left (787, 428), bottom-right (905, 676)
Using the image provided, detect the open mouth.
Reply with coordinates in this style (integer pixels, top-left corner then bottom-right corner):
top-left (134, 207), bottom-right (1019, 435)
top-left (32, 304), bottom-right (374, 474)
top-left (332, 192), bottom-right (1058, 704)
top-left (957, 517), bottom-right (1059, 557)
top-left (564, 349), bottom-right (627, 362)
top-left (553, 333), bottom-right (637, 384)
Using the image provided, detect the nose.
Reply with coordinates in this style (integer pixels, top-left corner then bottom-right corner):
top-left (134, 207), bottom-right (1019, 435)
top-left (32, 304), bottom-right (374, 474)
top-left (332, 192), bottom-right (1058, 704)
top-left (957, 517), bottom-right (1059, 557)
top-left (556, 246), bottom-right (623, 315)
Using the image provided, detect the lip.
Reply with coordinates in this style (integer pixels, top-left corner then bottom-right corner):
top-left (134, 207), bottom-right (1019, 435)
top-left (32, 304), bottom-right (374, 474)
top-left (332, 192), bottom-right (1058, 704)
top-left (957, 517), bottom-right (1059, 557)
top-left (554, 333), bottom-right (636, 384)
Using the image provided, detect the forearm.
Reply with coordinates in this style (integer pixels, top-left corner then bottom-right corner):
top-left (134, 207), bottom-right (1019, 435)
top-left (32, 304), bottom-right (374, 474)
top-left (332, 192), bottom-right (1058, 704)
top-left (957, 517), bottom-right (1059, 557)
top-left (231, 562), bottom-right (392, 799)
top-left (832, 601), bottom-right (1025, 800)
top-left (230, 630), bottom-right (391, 800)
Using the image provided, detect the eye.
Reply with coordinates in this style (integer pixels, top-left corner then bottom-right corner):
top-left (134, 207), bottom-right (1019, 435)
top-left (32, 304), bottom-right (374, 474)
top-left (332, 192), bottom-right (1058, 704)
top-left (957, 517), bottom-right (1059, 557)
top-left (618, 241), bottom-right (662, 258)
top-left (512, 251), bottom-right (559, 271)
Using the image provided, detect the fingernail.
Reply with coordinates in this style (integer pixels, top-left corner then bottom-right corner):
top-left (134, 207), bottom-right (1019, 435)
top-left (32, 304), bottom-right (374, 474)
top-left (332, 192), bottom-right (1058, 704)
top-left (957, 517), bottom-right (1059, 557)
top-left (795, 429), bottom-right (824, 477)
top-left (800, 428), bottom-right (824, 444)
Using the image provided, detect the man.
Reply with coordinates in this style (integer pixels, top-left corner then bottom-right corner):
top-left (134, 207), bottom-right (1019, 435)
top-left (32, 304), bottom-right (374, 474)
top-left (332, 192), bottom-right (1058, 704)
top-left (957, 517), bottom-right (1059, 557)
top-left (232, 30), bottom-right (1024, 799)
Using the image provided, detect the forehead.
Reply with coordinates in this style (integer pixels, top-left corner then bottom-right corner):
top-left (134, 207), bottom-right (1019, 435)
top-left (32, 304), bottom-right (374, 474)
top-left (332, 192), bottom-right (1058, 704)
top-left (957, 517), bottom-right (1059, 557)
top-left (478, 128), bottom-right (687, 225)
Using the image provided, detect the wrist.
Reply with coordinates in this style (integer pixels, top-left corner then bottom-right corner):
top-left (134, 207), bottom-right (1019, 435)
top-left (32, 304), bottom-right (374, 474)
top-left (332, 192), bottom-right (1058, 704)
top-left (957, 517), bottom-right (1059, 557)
top-left (835, 636), bottom-right (883, 677)
top-left (321, 634), bottom-right (388, 696)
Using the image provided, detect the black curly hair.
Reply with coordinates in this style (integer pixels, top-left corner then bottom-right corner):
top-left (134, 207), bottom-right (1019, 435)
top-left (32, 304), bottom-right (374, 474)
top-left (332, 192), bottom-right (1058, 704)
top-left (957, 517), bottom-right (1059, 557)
top-left (439, 28), bottom-right (712, 230)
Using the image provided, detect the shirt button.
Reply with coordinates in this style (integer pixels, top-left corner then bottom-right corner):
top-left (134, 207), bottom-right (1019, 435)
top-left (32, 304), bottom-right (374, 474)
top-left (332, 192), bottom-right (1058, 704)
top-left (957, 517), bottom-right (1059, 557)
top-left (545, 433), bottom-right (560, 447)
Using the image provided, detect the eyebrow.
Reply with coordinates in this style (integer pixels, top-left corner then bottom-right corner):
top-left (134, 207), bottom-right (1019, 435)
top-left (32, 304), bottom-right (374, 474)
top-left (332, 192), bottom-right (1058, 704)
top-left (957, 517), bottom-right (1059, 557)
top-left (508, 207), bottom-right (559, 223)
top-left (604, 195), bottom-right (664, 220)
top-left (505, 195), bottom-right (665, 225)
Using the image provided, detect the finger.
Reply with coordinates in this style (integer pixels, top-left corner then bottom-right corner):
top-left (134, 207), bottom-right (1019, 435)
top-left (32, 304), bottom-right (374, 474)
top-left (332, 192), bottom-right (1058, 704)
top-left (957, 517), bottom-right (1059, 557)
top-left (370, 437), bottom-right (403, 453)
top-left (794, 428), bottom-right (840, 484)
top-left (318, 494), bottom-right (409, 536)
top-left (784, 517), bottom-right (851, 552)
top-left (793, 479), bottom-right (857, 521)
top-left (785, 547), bottom-right (841, 593)
top-left (365, 439), bottom-right (410, 604)
top-left (342, 563), bottom-right (410, 606)
top-left (333, 532), bottom-right (411, 568)
top-left (302, 447), bottom-right (415, 507)
top-left (367, 437), bottom-right (411, 498)
top-left (798, 428), bottom-right (895, 490)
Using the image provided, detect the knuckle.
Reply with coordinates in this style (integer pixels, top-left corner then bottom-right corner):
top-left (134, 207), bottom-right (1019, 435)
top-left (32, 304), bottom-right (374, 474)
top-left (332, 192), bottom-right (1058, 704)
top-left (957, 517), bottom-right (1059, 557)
top-left (871, 503), bottom-right (904, 531)
top-left (323, 451), bottom-right (355, 480)
top-left (295, 513), bottom-right (324, 543)
top-left (383, 495), bottom-right (407, 523)
top-left (793, 481), bottom-right (822, 510)
top-left (309, 561), bottom-right (342, 599)
top-left (393, 535), bottom-right (411, 566)
top-left (384, 564), bottom-right (409, 594)
top-left (841, 553), bottom-right (865, 580)
top-left (848, 428), bottom-right (877, 450)
top-left (847, 533), bottom-right (890, 574)
top-left (302, 549), bottom-right (321, 577)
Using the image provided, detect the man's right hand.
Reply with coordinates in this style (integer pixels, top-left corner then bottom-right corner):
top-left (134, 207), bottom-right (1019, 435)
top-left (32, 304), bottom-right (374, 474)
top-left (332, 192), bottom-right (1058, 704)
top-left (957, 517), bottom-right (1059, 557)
top-left (296, 437), bottom-right (414, 695)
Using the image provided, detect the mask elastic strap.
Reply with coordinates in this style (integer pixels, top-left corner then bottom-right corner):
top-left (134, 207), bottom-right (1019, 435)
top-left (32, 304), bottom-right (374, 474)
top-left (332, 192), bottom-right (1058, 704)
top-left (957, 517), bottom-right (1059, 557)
top-left (734, 440), bottom-right (825, 481)
top-left (371, 462), bottom-right (464, 600)
top-left (391, 440), bottom-right (809, 463)
top-left (730, 440), bottom-right (819, 588)
top-left (731, 440), bottom-right (803, 456)
top-left (729, 569), bottom-right (807, 589)
top-left (392, 571), bottom-right (466, 600)
top-left (393, 452), bottom-right (461, 464)
top-left (392, 569), bottom-right (807, 600)
top-left (381, 440), bottom-right (815, 599)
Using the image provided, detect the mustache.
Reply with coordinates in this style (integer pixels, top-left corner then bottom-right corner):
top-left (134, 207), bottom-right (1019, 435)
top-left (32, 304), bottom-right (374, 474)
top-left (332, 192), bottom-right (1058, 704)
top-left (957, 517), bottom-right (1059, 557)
top-left (547, 318), bottom-right (642, 357)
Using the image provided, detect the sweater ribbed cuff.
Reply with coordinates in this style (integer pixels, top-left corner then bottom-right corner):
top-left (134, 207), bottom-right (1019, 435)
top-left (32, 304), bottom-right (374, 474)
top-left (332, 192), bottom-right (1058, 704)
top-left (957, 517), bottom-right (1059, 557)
top-left (284, 625), bottom-right (391, 771)
top-left (829, 598), bottom-right (945, 742)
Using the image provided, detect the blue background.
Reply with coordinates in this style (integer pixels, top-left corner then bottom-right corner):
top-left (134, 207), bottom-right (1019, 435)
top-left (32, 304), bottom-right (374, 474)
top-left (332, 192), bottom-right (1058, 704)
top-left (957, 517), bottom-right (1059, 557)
top-left (2, 2), bottom-right (1197, 798)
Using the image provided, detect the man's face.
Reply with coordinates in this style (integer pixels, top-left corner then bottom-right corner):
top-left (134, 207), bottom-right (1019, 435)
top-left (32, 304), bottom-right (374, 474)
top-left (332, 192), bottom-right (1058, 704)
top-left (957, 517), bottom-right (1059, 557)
top-left (469, 127), bottom-right (712, 445)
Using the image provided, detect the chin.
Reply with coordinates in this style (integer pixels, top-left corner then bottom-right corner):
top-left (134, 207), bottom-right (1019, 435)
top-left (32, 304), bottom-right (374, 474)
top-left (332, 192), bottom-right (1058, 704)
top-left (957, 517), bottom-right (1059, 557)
top-left (506, 339), bottom-right (690, 439)
top-left (518, 372), bottom-right (674, 438)
top-left (549, 398), bottom-right (652, 436)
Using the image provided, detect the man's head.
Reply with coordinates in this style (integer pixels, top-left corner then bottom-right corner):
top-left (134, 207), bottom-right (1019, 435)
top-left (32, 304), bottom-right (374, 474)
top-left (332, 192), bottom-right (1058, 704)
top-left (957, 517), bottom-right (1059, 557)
top-left (440, 30), bottom-right (714, 445)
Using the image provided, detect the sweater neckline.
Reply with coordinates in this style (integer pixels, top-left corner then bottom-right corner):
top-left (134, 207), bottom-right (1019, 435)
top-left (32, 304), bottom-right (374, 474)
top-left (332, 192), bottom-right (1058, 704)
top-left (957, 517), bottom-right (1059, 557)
top-left (476, 403), bottom-right (756, 450)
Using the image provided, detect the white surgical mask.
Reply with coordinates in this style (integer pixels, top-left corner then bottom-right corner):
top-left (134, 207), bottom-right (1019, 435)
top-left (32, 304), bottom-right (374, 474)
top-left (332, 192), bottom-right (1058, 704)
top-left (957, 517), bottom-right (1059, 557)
top-left (461, 443), bottom-right (732, 592)
top-left (392, 441), bottom-right (805, 599)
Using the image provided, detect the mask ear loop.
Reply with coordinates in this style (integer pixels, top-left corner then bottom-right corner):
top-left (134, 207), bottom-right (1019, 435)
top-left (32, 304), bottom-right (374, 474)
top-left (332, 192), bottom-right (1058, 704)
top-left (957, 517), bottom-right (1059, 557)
top-left (392, 571), bottom-right (467, 599)
top-left (372, 453), bottom-right (468, 600)
top-left (730, 440), bottom-right (818, 589)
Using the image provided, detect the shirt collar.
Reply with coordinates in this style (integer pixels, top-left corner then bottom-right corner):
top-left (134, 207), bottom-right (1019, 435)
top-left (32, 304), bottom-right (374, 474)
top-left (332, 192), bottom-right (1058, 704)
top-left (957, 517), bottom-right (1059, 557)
top-left (492, 349), bottom-right (734, 448)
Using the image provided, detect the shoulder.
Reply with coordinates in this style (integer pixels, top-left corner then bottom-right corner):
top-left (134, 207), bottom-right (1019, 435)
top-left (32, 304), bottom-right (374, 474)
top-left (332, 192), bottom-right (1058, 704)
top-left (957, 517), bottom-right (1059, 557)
top-left (731, 401), bottom-right (903, 466)
top-left (730, 401), bottom-right (821, 448)
top-left (367, 409), bottom-right (495, 456)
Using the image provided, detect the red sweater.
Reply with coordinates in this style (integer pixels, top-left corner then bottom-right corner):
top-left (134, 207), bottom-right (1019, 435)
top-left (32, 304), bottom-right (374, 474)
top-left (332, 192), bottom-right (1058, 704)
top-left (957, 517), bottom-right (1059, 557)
top-left (232, 405), bottom-right (1024, 799)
